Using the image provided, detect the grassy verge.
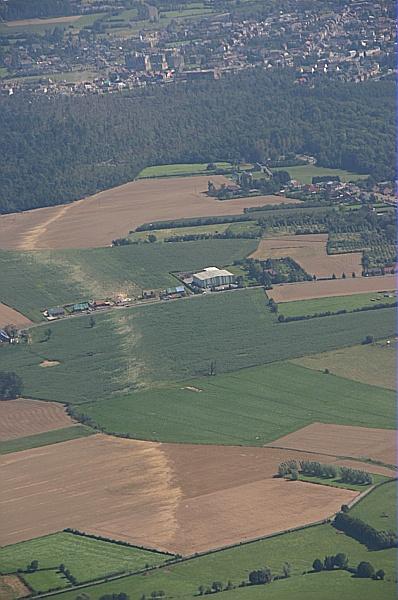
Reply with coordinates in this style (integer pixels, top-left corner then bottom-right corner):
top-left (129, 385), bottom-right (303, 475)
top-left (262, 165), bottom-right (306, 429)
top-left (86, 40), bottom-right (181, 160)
top-left (0, 426), bottom-right (94, 454)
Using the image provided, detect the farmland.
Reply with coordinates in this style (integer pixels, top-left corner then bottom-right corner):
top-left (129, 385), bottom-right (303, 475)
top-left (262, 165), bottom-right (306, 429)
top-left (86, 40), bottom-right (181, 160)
top-left (0, 426), bottom-right (94, 455)
top-left (0, 304), bottom-right (32, 330)
top-left (270, 165), bottom-right (368, 184)
top-left (0, 532), bottom-right (169, 592)
top-left (36, 519), bottom-right (397, 600)
top-left (251, 234), bottom-right (362, 278)
top-left (137, 162), bottom-right (234, 178)
top-left (0, 290), bottom-right (395, 405)
top-left (351, 481), bottom-right (396, 531)
top-left (278, 291), bottom-right (397, 318)
top-left (82, 362), bottom-right (395, 445)
top-left (0, 398), bottom-right (75, 441)
top-left (268, 274), bottom-right (397, 302)
top-left (0, 239), bottom-right (256, 320)
top-left (0, 176), bottom-right (285, 251)
top-left (0, 434), bottom-right (358, 551)
top-left (292, 340), bottom-right (396, 390)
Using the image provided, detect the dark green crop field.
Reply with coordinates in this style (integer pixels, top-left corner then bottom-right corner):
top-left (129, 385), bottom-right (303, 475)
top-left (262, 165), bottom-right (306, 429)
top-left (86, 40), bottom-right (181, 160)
top-left (0, 239), bottom-right (256, 320)
top-left (0, 290), bottom-right (394, 409)
top-left (82, 362), bottom-right (395, 445)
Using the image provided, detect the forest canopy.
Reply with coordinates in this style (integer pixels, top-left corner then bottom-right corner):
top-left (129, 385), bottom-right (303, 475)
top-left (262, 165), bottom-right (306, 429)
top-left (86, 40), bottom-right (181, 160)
top-left (0, 70), bottom-right (395, 214)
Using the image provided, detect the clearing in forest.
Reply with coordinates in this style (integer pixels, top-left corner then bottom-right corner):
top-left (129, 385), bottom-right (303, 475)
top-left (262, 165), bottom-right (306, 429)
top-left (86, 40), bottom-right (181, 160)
top-left (251, 234), bottom-right (362, 278)
top-left (0, 434), bottom-right (357, 554)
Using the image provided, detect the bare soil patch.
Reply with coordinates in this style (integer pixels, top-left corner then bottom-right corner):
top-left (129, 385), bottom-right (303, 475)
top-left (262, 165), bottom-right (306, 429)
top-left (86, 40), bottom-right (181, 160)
top-left (0, 435), bottom-right (356, 554)
top-left (251, 234), bottom-right (362, 278)
top-left (0, 575), bottom-right (30, 600)
top-left (0, 177), bottom-right (296, 251)
top-left (266, 423), bottom-right (397, 468)
top-left (0, 304), bottom-right (32, 330)
top-left (39, 360), bottom-right (60, 368)
top-left (268, 274), bottom-right (396, 302)
top-left (0, 399), bottom-right (75, 441)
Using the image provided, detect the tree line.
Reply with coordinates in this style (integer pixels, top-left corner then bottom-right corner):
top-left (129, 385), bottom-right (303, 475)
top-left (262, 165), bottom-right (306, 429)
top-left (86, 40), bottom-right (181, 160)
top-left (333, 512), bottom-right (398, 550)
top-left (0, 71), bottom-right (395, 213)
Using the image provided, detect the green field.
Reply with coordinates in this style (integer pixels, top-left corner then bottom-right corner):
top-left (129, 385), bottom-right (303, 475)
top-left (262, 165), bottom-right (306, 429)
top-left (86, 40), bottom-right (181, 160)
top-left (270, 165), bottom-right (368, 185)
top-left (292, 340), bottom-right (396, 390)
top-left (37, 521), bottom-right (397, 600)
top-left (0, 426), bottom-right (94, 455)
top-left (128, 220), bottom-right (259, 242)
top-left (0, 290), bottom-right (395, 407)
top-left (138, 162), bottom-right (233, 178)
top-left (0, 533), bottom-right (169, 592)
top-left (297, 472), bottom-right (389, 493)
top-left (278, 292), bottom-right (397, 318)
top-left (351, 481), bottom-right (397, 531)
top-left (82, 361), bottom-right (395, 445)
top-left (21, 569), bottom-right (68, 592)
top-left (0, 239), bottom-right (256, 320)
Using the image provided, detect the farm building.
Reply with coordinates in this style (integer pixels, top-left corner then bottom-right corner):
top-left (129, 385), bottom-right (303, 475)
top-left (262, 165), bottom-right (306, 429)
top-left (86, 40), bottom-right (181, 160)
top-left (192, 267), bottom-right (235, 289)
top-left (46, 307), bottom-right (66, 319)
top-left (71, 302), bottom-right (90, 313)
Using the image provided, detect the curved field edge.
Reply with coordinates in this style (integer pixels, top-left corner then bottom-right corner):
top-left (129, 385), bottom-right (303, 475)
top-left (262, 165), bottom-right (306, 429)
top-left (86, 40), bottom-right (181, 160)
top-left (0, 290), bottom-right (395, 406)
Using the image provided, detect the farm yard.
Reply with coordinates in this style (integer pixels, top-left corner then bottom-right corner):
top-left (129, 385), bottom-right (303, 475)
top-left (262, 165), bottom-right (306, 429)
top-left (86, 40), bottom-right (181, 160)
top-left (268, 274), bottom-right (397, 302)
top-left (0, 290), bottom-right (395, 406)
top-left (265, 423), bottom-right (397, 468)
top-left (251, 234), bottom-right (363, 278)
top-left (0, 176), bottom-right (288, 251)
top-left (82, 361), bottom-right (395, 445)
top-left (0, 434), bottom-right (359, 553)
top-left (292, 340), bottom-right (396, 390)
top-left (0, 398), bottom-right (75, 441)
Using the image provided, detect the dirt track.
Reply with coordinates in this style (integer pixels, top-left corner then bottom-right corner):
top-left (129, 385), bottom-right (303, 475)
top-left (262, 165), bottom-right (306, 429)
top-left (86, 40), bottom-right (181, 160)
top-left (0, 304), bottom-right (32, 330)
top-left (251, 234), bottom-right (362, 278)
top-left (266, 423), bottom-right (397, 468)
top-left (0, 399), bottom-right (75, 441)
top-left (268, 274), bottom-right (396, 302)
top-left (0, 435), bottom-right (357, 554)
top-left (0, 177), bottom-right (296, 251)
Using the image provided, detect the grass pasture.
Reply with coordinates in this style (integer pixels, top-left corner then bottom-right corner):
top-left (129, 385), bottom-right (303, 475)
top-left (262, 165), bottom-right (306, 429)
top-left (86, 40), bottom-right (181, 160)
top-left (138, 162), bottom-right (233, 178)
top-left (351, 481), bottom-right (397, 532)
top-left (292, 340), bottom-right (396, 390)
top-left (270, 165), bottom-right (368, 184)
top-left (82, 361), bottom-right (395, 445)
top-left (0, 532), bottom-right (169, 591)
top-left (0, 239), bottom-right (256, 320)
top-left (278, 291), bottom-right (397, 318)
top-left (297, 472), bottom-right (389, 493)
top-left (0, 290), bottom-right (395, 407)
top-left (39, 522), bottom-right (397, 600)
top-left (0, 426), bottom-right (94, 455)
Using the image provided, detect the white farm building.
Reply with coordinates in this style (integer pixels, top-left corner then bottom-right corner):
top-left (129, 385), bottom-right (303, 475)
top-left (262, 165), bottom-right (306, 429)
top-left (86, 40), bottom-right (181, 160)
top-left (192, 266), bottom-right (235, 289)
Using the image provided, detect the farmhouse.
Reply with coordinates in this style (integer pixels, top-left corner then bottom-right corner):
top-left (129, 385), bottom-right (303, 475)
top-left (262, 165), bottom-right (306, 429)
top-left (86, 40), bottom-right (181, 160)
top-left (46, 307), bottom-right (65, 320)
top-left (192, 267), bottom-right (235, 289)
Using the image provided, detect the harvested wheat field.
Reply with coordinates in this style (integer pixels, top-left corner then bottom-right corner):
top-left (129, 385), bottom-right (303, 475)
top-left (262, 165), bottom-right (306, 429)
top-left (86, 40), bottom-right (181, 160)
top-left (0, 304), bottom-right (32, 330)
top-left (268, 274), bottom-right (396, 302)
top-left (0, 399), bottom-right (75, 442)
top-left (0, 434), bottom-right (357, 554)
top-left (0, 177), bottom-right (296, 251)
top-left (251, 234), bottom-right (362, 278)
top-left (266, 423), bottom-right (397, 468)
top-left (0, 575), bottom-right (30, 600)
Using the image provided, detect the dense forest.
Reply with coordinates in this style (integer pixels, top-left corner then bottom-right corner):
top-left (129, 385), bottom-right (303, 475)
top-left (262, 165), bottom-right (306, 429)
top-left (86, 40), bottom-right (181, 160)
top-left (0, 70), bottom-right (395, 213)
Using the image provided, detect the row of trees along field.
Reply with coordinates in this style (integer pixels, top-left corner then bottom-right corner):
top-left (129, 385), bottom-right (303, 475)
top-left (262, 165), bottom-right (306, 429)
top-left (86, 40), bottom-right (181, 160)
top-left (0, 71), bottom-right (395, 213)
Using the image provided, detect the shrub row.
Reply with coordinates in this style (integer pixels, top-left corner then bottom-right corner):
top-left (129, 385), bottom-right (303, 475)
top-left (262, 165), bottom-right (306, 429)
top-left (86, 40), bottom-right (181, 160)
top-left (333, 512), bottom-right (397, 550)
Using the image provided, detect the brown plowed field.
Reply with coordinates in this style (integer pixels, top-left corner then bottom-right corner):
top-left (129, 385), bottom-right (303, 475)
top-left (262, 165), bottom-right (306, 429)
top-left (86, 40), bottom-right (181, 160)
top-left (0, 177), bottom-right (297, 251)
top-left (0, 435), bottom-right (357, 554)
top-left (266, 423), bottom-right (397, 468)
top-left (0, 304), bottom-right (32, 330)
top-left (0, 399), bottom-right (75, 441)
top-left (251, 234), bottom-right (362, 278)
top-left (0, 575), bottom-right (30, 600)
top-left (268, 274), bottom-right (396, 302)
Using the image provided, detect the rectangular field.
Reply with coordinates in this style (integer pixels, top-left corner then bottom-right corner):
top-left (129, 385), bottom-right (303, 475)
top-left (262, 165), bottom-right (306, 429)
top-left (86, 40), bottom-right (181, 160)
top-left (251, 234), bottom-right (362, 278)
top-left (271, 165), bottom-right (368, 184)
top-left (278, 291), bottom-right (397, 318)
top-left (137, 162), bottom-right (233, 178)
top-left (265, 423), bottom-right (397, 467)
top-left (292, 340), bottom-right (396, 390)
top-left (82, 362), bottom-right (395, 446)
top-left (268, 274), bottom-right (396, 302)
top-left (0, 176), bottom-right (289, 251)
top-left (0, 434), bottom-right (356, 553)
top-left (0, 399), bottom-right (75, 441)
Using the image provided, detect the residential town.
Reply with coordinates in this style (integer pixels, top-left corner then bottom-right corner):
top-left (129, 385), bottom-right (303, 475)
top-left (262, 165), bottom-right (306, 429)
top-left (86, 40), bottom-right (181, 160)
top-left (0, 0), bottom-right (396, 96)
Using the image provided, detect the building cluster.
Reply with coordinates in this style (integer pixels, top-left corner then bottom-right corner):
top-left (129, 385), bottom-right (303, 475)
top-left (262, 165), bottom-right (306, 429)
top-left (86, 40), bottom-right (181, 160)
top-left (0, 0), bottom-right (395, 96)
